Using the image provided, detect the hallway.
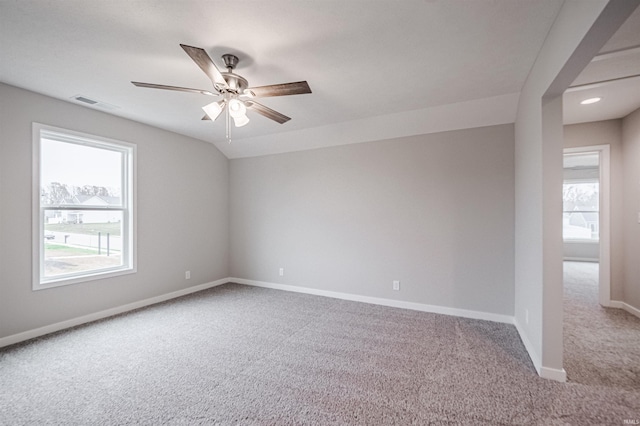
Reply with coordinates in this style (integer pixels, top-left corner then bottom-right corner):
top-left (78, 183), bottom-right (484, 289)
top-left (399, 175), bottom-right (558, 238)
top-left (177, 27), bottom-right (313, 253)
top-left (563, 261), bottom-right (640, 389)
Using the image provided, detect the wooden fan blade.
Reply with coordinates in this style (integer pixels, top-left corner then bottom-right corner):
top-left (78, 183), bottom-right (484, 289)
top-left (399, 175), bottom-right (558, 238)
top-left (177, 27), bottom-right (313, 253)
top-left (245, 101), bottom-right (291, 124)
top-left (179, 44), bottom-right (229, 91)
top-left (131, 81), bottom-right (218, 96)
top-left (247, 81), bottom-right (311, 98)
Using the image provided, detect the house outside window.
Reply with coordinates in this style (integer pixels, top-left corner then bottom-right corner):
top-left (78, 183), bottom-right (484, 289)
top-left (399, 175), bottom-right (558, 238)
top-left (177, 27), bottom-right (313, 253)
top-left (562, 180), bottom-right (599, 242)
top-left (33, 123), bottom-right (136, 290)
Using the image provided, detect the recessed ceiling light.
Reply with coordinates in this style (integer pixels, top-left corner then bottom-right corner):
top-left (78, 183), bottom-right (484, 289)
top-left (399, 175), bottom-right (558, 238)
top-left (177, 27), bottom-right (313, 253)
top-left (580, 97), bottom-right (601, 105)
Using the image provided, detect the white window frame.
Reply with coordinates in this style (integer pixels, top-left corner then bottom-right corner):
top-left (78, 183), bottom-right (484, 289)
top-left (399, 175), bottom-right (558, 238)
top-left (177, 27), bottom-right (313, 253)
top-left (562, 177), bottom-right (600, 243)
top-left (32, 123), bottom-right (137, 290)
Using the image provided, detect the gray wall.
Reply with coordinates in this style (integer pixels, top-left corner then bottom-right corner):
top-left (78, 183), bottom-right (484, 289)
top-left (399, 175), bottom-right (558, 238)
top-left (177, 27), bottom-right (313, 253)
top-left (230, 125), bottom-right (515, 316)
top-left (622, 107), bottom-right (640, 310)
top-left (564, 120), bottom-right (623, 295)
top-left (0, 84), bottom-right (230, 339)
top-left (513, 0), bottom-right (618, 376)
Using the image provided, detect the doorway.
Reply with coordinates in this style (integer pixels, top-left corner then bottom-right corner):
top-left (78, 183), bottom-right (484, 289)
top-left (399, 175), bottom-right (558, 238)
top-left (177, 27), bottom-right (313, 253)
top-left (563, 145), bottom-right (610, 306)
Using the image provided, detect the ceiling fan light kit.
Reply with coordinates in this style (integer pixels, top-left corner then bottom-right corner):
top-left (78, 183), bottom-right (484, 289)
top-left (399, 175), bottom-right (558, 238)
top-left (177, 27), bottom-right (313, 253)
top-left (132, 44), bottom-right (312, 142)
top-left (202, 100), bottom-right (225, 121)
top-left (228, 98), bottom-right (248, 120)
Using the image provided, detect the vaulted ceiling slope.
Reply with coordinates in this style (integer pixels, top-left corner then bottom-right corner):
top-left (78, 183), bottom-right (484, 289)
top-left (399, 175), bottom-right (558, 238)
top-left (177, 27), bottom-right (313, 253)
top-left (1, 1), bottom-right (566, 158)
top-left (564, 6), bottom-right (640, 125)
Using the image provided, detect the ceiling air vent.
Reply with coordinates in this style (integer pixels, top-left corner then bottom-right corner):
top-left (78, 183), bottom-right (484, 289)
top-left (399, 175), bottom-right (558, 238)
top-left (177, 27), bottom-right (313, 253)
top-left (70, 95), bottom-right (119, 110)
top-left (74, 96), bottom-right (98, 105)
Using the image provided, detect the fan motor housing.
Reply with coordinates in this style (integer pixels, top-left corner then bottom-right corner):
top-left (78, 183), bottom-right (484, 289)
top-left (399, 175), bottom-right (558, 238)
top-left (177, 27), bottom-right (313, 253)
top-left (219, 54), bottom-right (248, 94)
top-left (221, 72), bottom-right (248, 94)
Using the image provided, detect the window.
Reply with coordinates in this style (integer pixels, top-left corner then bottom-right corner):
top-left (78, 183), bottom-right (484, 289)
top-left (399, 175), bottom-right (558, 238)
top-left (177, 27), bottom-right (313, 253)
top-left (33, 124), bottom-right (136, 289)
top-left (562, 180), bottom-right (599, 242)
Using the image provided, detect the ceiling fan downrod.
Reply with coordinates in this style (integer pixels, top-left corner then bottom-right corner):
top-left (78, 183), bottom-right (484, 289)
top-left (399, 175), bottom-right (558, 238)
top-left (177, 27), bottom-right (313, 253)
top-left (222, 54), bottom-right (239, 72)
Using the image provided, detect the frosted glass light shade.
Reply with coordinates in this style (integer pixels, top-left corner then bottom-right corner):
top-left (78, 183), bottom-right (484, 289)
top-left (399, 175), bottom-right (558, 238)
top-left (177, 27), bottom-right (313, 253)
top-left (228, 99), bottom-right (247, 118)
top-left (233, 115), bottom-right (250, 127)
top-left (202, 101), bottom-right (224, 120)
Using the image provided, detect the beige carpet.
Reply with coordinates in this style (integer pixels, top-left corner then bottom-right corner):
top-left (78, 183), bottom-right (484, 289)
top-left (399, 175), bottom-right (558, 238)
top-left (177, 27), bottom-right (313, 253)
top-left (563, 261), bottom-right (640, 390)
top-left (0, 280), bottom-right (639, 424)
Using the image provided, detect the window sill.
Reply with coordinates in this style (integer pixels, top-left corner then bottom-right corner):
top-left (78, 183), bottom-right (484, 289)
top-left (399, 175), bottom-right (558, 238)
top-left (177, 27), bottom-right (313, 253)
top-left (563, 240), bottom-right (599, 244)
top-left (34, 267), bottom-right (136, 291)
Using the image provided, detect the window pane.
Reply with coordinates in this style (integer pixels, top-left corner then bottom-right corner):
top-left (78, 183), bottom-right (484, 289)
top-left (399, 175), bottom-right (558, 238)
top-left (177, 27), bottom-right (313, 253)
top-left (562, 181), bottom-right (599, 241)
top-left (562, 182), bottom-right (598, 212)
top-left (563, 212), bottom-right (599, 241)
top-left (44, 210), bottom-right (123, 278)
top-left (41, 138), bottom-right (122, 207)
top-left (562, 182), bottom-right (600, 212)
top-left (35, 125), bottom-right (134, 289)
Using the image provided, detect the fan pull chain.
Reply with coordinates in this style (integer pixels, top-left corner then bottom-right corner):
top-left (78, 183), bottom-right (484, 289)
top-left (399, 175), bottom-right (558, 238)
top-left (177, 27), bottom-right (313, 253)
top-left (226, 105), bottom-right (231, 143)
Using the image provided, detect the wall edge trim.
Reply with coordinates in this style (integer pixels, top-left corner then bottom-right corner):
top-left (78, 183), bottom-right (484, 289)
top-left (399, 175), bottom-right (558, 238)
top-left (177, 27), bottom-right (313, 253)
top-left (230, 277), bottom-right (514, 324)
top-left (540, 366), bottom-right (567, 382)
top-left (513, 318), bottom-right (566, 382)
top-left (0, 278), bottom-right (229, 348)
top-left (514, 318), bottom-right (542, 375)
top-left (563, 257), bottom-right (598, 263)
top-left (610, 300), bottom-right (640, 319)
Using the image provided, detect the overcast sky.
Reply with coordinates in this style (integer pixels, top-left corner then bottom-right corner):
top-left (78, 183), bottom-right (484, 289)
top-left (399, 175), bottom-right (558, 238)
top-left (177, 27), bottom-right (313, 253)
top-left (41, 139), bottom-right (122, 190)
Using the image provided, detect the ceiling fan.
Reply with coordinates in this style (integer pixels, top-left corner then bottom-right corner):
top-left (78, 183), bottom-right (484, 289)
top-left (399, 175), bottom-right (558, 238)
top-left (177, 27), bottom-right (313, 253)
top-left (132, 44), bottom-right (311, 137)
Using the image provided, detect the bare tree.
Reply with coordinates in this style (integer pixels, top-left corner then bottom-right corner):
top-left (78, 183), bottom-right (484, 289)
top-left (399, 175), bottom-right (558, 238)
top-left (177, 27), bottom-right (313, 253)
top-left (43, 182), bottom-right (72, 205)
top-left (75, 185), bottom-right (112, 197)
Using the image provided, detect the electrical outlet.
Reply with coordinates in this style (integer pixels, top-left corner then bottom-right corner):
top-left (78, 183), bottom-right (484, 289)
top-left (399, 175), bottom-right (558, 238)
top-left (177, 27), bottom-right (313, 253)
top-left (393, 280), bottom-right (400, 291)
top-left (279, 267), bottom-right (284, 277)
top-left (185, 271), bottom-right (191, 280)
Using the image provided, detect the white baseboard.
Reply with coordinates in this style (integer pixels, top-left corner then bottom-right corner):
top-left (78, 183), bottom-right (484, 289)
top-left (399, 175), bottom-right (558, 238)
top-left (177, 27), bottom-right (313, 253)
top-left (610, 300), bottom-right (640, 319)
top-left (600, 299), bottom-right (614, 308)
top-left (237, 278), bottom-right (571, 382)
top-left (230, 277), bottom-right (514, 324)
top-left (540, 366), bottom-right (567, 382)
top-left (0, 278), bottom-right (228, 348)
top-left (563, 257), bottom-right (598, 263)
top-left (624, 303), bottom-right (640, 318)
top-left (513, 319), bottom-right (542, 375)
top-left (513, 318), bottom-right (566, 382)
top-left (2, 276), bottom-right (580, 386)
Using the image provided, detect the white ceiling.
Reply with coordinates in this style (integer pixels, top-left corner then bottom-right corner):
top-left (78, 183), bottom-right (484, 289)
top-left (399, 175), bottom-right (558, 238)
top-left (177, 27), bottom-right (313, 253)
top-left (1, 0), bottom-right (634, 159)
top-left (563, 6), bottom-right (640, 126)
